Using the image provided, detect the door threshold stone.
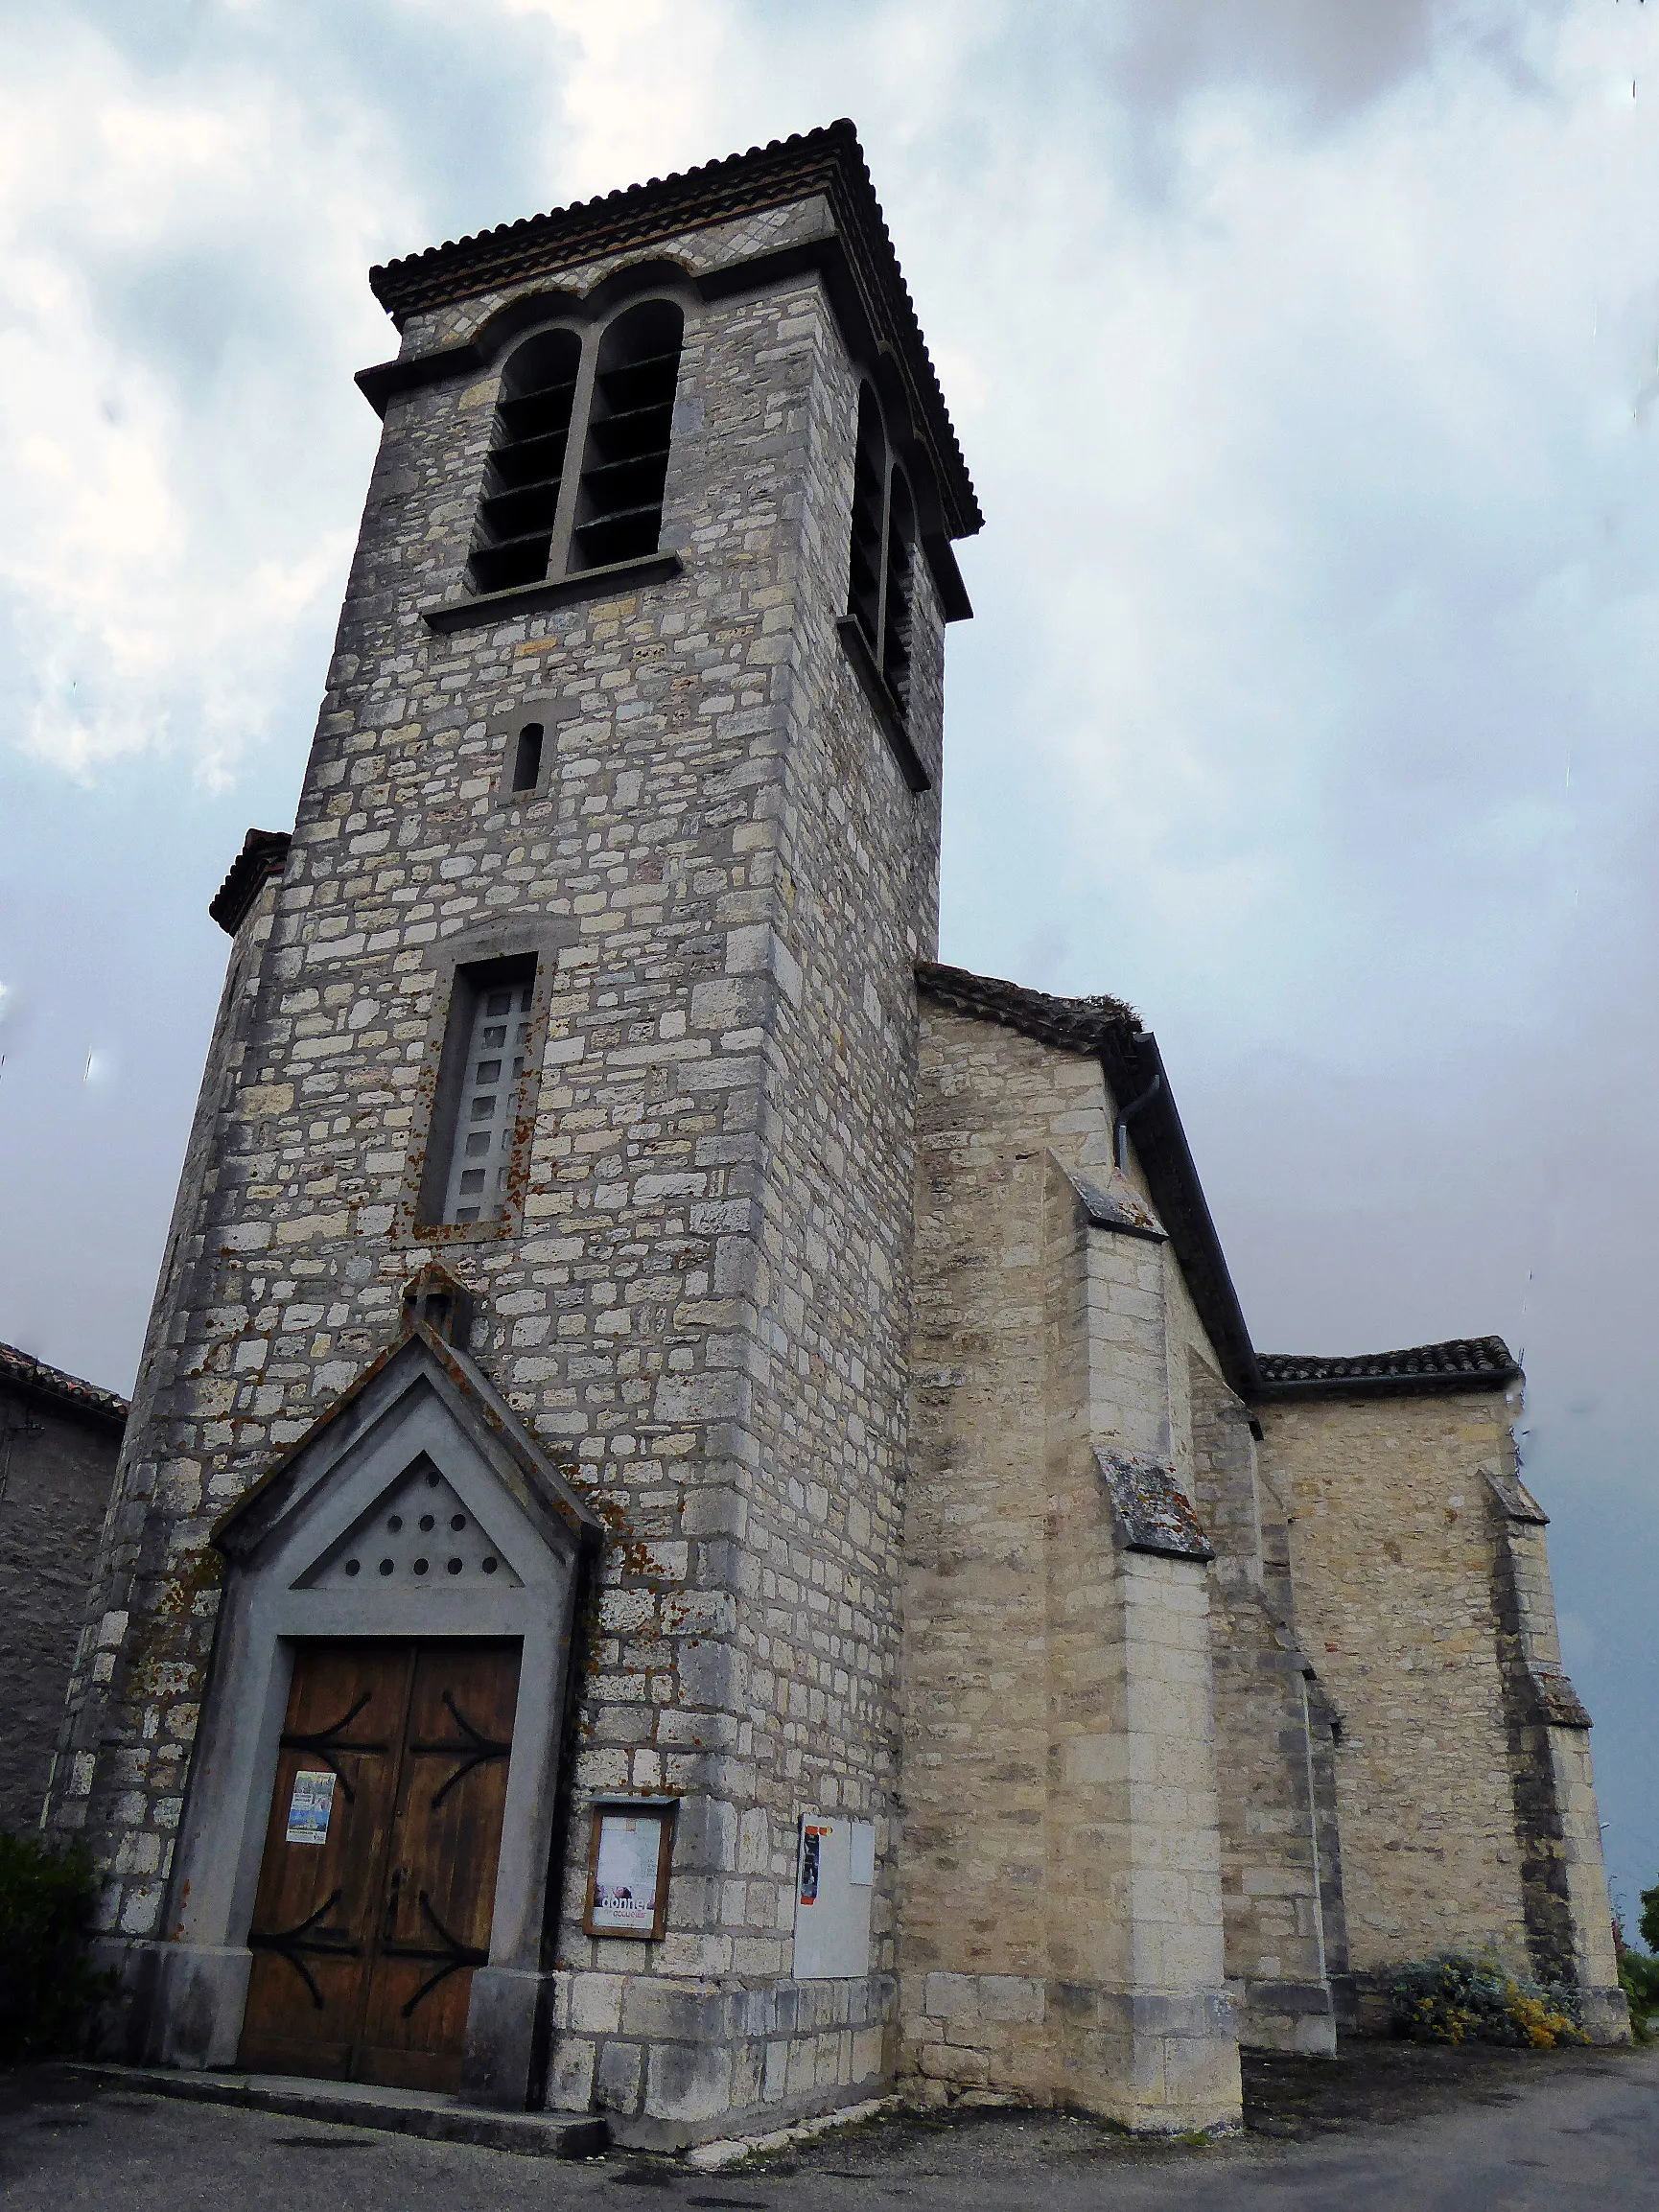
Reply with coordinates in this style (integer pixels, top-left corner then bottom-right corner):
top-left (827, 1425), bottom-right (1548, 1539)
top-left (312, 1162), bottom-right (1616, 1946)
top-left (71, 2064), bottom-right (609, 2159)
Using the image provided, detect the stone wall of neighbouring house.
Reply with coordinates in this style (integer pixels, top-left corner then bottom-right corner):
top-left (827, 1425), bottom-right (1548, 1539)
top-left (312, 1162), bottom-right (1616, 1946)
top-left (0, 1375), bottom-right (125, 1833)
top-left (51, 195), bottom-right (948, 2144)
top-left (1255, 1384), bottom-right (1621, 2029)
top-left (902, 1007), bottom-right (1240, 2131)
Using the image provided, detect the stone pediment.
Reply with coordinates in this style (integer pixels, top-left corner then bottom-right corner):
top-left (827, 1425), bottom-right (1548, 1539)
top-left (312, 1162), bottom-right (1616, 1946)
top-left (214, 1324), bottom-right (599, 1573)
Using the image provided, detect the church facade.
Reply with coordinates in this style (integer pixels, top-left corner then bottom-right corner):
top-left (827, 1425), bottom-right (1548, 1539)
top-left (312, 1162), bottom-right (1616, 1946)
top-left (47, 124), bottom-right (1624, 2146)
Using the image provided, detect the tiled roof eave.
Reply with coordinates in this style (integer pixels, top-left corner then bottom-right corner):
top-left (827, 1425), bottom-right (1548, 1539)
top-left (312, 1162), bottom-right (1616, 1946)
top-left (0, 1340), bottom-right (129, 1428)
top-left (917, 959), bottom-right (1138, 1056)
top-left (210, 829), bottom-right (292, 937)
top-left (365, 122), bottom-right (981, 542)
top-left (1254, 1339), bottom-right (1521, 1401)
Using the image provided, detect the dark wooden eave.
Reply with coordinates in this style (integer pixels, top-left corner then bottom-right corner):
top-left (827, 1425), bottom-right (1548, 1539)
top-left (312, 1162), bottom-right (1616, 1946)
top-left (917, 959), bottom-right (1259, 1400)
top-left (917, 961), bottom-right (1521, 1410)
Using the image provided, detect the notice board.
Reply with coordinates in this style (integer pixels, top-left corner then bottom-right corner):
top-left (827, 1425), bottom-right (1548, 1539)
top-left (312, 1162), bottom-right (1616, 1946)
top-left (791, 1813), bottom-right (876, 1979)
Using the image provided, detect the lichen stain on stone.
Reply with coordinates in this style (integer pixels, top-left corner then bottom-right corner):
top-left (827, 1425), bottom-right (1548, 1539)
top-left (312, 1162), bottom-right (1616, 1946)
top-left (125, 1545), bottom-right (224, 1703)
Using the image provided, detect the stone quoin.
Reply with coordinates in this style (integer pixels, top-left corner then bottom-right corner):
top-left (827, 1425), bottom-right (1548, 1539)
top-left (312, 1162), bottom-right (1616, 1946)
top-left (45, 122), bottom-right (1626, 2147)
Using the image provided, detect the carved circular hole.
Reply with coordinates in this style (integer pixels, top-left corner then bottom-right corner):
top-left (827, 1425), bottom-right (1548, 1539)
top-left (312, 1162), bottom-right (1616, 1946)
top-left (413, 1557), bottom-right (430, 1576)
top-left (379, 1559), bottom-right (393, 1576)
top-left (387, 1514), bottom-right (404, 1532)
top-left (451, 1513), bottom-right (467, 1531)
top-left (344, 1559), bottom-right (360, 1577)
top-left (426, 1470), bottom-right (440, 1487)
top-left (447, 1558), bottom-right (462, 1576)
top-left (482, 1556), bottom-right (499, 1575)
top-left (419, 1514), bottom-right (435, 1532)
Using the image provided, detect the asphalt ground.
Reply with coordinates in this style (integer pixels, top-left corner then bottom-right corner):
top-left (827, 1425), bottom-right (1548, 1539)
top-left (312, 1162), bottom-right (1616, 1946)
top-left (3, 2040), bottom-right (1657, 2211)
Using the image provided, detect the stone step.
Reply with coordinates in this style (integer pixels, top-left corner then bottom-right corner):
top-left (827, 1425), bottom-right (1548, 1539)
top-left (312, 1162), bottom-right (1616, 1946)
top-left (74, 2065), bottom-right (609, 2160)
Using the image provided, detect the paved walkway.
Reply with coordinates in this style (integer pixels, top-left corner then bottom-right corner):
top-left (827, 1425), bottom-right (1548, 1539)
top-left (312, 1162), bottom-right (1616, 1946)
top-left (3, 2046), bottom-right (1657, 2211)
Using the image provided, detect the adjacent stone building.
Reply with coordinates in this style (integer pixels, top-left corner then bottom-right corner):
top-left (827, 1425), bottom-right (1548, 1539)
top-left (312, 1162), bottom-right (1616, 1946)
top-left (45, 123), bottom-right (1624, 2146)
top-left (1, 1342), bottom-right (127, 1833)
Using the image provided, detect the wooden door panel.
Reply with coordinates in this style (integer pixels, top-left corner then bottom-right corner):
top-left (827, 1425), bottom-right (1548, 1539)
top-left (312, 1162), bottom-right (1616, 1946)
top-left (356, 1642), bottom-right (521, 2089)
top-left (238, 1642), bottom-right (409, 2078)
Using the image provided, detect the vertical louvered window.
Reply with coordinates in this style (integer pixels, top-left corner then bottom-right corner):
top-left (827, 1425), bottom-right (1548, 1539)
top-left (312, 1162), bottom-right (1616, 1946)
top-left (847, 385), bottom-right (886, 655)
top-left (571, 300), bottom-right (684, 573)
top-left (433, 965), bottom-right (535, 1226)
top-left (881, 469), bottom-right (916, 714)
top-left (468, 330), bottom-right (581, 596)
top-left (844, 385), bottom-right (919, 726)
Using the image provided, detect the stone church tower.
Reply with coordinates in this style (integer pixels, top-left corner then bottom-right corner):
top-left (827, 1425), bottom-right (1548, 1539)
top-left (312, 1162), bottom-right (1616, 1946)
top-left (49, 122), bottom-right (1625, 2149)
top-left (52, 124), bottom-right (970, 2139)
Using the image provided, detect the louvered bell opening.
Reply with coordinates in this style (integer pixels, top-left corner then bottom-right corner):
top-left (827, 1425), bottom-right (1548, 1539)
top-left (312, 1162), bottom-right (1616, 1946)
top-left (442, 973), bottom-right (535, 1224)
top-left (571, 299), bottom-right (684, 574)
top-left (468, 329), bottom-right (580, 596)
top-left (847, 385), bottom-right (885, 654)
top-left (881, 468), bottom-right (917, 715)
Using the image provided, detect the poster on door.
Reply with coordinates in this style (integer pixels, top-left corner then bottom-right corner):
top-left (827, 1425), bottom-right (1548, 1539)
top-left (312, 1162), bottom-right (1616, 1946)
top-left (286, 1768), bottom-right (336, 1845)
top-left (586, 1807), bottom-right (672, 1937)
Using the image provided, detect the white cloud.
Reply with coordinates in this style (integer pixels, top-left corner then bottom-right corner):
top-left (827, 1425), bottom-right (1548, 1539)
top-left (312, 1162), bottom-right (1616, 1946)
top-left (0, 13), bottom-right (407, 783)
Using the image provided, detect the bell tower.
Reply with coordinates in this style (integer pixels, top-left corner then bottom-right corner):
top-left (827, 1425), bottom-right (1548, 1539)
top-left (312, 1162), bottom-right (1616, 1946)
top-left (50, 124), bottom-right (979, 2146)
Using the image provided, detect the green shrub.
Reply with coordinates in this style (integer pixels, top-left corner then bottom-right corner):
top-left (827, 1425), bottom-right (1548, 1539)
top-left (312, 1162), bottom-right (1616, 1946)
top-left (0, 1830), bottom-right (113, 2063)
top-left (1620, 1948), bottom-right (1659, 2039)
top-left (1641, 1882), bottom-right (1659, 1957)
top-left (1387, 1951), bottom-right (1585, 2049)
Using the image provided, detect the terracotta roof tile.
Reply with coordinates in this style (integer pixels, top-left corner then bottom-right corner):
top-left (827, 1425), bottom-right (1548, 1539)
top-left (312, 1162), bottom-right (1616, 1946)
top-left (210, 828), bottom-right (291, 937)
top-left (917, 958), bottom-right (1138, 1054)
top-left (1256, 1338), bottom-right (1520, 1395)
top-left (0, 1339), bottom-right (129, 1426)
top-left (367, 122), bottom-right (981, 541)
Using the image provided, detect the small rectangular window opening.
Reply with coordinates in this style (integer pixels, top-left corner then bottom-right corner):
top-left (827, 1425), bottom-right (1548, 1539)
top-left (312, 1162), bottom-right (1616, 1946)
top-left (511, 722), bottom-right (544, 794)
top-left (420, 957), bottom-right (537, 1228)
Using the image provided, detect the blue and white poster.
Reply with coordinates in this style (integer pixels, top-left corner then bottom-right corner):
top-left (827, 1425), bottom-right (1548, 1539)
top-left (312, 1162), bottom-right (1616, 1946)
top-left (285, 1768), bottom-right (336, 1845)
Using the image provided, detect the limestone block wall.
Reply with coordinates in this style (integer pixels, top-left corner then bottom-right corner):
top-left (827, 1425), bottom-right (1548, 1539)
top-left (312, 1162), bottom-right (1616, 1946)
top-left (52, 199), bottom-right (949, 2140)
top-left (903, 1009), bottom-right (1238, 2130)
top-left (1255, 1390), bottom-right (1553, 1977)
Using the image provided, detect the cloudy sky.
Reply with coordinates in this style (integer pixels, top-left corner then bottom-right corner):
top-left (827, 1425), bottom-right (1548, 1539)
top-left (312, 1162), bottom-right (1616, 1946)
top-left (3, 0), bottom-right (1657, 1925)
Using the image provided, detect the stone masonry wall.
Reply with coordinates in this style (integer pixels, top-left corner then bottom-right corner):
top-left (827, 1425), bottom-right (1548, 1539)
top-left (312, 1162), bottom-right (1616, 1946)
top-left (1255, 1391), bottom-right (1534, 1974)
top-left (903, 1009), bottom-right (1239, 2129)
top-left (52, 201), bottom-right (947, 2140)
top-left (0, 1390), bottom-right (123, 1833)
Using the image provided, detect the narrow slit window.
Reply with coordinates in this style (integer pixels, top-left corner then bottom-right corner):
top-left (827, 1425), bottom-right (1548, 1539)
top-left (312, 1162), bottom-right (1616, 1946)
top-left (469, 330), bottom-right (582, 597)
top-left (510, 722), bottom-right (544, 794)
top-left (571, 299), bottom-right (684, 574)
top-left (422, 960), bottom-right (536, 1227)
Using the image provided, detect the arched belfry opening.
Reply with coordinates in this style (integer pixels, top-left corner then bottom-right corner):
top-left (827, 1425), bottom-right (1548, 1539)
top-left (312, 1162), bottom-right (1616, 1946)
top-left (468, 328), bottom-right (583, 596)
top-left (571, 298), bottom-right (684, 572)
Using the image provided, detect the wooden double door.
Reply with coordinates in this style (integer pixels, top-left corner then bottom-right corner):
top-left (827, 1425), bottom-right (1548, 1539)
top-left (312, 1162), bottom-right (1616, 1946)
top-left (239, 1640), bottom-right (521, 2090)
